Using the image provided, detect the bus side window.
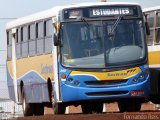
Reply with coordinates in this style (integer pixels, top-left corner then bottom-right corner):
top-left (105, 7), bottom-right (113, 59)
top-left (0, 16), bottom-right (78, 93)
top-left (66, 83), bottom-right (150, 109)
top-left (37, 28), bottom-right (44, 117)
top-left (155, 12), bottom-right (160, 45)
top-left (7, 30), bottom-right (12, 60)
top-left (147, 12), bottom-right (154, 28)
top-left (29, 23), bottom-right (36, 56)
top-left (16, 28), bottom-right (21, 58)
top-left (146, 12), bottom-right (154, 45)
top-left (44, 19), bottom-right (53, 54)
top-left (37, 21), bottom-right (44, 55)
top-left (157, 12), bottom-right (160, 27)
top-left (21, 26), bottom-right (28, 58)
top-left (156, 29), bottom-right (160, 44)
top-left (155, 12), bottom-right (160, 44)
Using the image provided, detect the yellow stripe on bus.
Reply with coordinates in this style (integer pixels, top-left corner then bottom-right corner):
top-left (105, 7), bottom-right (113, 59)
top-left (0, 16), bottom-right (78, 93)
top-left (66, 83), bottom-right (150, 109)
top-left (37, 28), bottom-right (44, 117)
top-left (148, 51), bottom-right (160, 65)
top-left (71, 67), bottom-right (141, 80)
top-left (7, 54), bottom-right (53, 80)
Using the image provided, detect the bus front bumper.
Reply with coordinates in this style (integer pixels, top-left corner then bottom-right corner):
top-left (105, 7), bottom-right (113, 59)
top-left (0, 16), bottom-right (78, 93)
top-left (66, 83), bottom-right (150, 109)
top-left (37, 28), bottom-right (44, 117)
top-left (60, 78), bottom-right (150, 102)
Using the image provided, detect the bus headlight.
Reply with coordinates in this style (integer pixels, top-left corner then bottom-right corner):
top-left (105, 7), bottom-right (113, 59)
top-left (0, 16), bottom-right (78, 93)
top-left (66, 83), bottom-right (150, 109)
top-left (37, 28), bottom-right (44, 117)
top-left (139, 73), bottom-right (144, 79)
top-left (74, 80), bottom-right (80, 86)
top-left (133, 78), bottom-right (138, 82)
top-left (132, 73), bottom-right (144, 83)
top-left (68, 77), bottom-right (73, 83)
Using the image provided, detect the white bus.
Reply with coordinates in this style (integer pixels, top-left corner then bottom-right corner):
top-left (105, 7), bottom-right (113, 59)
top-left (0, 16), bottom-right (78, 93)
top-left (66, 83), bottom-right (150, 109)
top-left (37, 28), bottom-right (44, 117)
top-left (143, 6), bottom-right (160, 104)
top-left (6, 2), bottom-right (150, 116)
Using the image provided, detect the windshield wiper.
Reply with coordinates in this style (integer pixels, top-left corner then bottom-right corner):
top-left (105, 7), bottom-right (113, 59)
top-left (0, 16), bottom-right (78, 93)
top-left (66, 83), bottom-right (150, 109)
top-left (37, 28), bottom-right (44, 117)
top-left (78, 17), bottom-right (89, 28)
top-left (108, 15), bottom-right (123, 36)
top-left (105, 15), bottom-right (124, 67)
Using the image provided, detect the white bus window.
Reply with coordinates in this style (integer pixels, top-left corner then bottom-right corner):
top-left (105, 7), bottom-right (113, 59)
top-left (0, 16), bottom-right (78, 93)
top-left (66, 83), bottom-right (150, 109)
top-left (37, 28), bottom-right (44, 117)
top-left (30, 23), bottom-right (35, 40)
top-left (37, 22), bottom-right (44, 55)
top-left (22, 42), bottom-right (28, 57)
top-left (7, 30), bottom-right (12, 60)
top-left (44, 37), bottom-right (52, 54)
top-left (37, 39), bottom-right (44, 55)
top-left (16, 28), bottom-right (21, 58)
top-left (16, 43), bottom-right (21, 58)
top-left (29, 40), bottom-right (36, 56)
top-left (23, 26), bottom-right (28, 42)
top-left (155, 28), bottom-right (160, 44)
top-left (147, 30), bottom-right (153, 45)
top-left (28, 23), bottom-right (36, 56)
top-left (7, 46), bottom-right (12, 60)
top-left (147, 12), bottom-right (154, 28)
top-left (157, 12), bottom-right (160, 27)
top-left (46, 20), bottom-right (52, 36)
top-left (22, 26), bottom-right (28, 58)
top-left (35, 22), bottom-right (43, 38)
top-left (154, 12), bottom-right (160, 45)
top-left (38, 22), bottom-right (43, 38)
top-left (44, 19), bottom-right (52, 54)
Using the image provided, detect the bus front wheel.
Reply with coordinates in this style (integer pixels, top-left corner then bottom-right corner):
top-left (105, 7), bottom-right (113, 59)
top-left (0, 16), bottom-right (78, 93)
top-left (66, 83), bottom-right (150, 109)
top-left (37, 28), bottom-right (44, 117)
top-left (92, 102), bottom-right (103, 113)
top-left (118, 99), bottom-right (141, 112)
top-left (53, 102), bottom-right (66, 114)
top-left (81, 103), bottom-right (93, 114)
top-left (81, 102), bottom-right (103, 114)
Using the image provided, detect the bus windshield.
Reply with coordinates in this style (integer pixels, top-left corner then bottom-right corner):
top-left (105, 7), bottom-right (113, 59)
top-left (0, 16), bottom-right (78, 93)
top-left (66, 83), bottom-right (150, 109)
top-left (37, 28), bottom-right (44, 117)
top-left (60, 19), bottom-right (146, 68)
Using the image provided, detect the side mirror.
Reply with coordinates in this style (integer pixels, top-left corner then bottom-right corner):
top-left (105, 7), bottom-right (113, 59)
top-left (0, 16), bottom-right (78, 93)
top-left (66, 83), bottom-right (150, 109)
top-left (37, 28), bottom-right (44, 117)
top-left (145, 22), bottom-right (150, 35)
top-left (53, 34), bottom-right (60, 46)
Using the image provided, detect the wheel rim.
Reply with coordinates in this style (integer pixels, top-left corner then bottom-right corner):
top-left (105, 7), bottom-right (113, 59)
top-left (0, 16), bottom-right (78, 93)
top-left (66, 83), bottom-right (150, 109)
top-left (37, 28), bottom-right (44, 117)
top-left (52, 97), bottom-right (56, 112)
top-left (22, 95), bottom-right (26, 113)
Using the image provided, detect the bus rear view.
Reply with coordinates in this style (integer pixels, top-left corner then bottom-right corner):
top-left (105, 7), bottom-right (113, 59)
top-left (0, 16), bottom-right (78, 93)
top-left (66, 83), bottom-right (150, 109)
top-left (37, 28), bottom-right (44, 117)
top-left (53, 3), bottom-right (150, 114)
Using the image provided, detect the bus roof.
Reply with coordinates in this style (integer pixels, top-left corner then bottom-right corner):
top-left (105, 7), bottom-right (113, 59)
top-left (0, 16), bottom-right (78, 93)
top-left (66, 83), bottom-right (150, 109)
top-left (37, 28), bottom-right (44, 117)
top-left (6, 6), bottom-right (62, 30)
top-left (6, 2), bottom-right (139, 30)
top-left (143, 6), bottom-right (160, 12)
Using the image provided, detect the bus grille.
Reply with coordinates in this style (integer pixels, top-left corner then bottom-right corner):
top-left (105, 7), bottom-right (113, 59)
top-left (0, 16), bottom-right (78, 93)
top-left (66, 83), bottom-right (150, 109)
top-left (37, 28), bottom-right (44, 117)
top-left (84, 79), bottom-right (128, 86)
top-left (86, 91), bottom-right (129, 96)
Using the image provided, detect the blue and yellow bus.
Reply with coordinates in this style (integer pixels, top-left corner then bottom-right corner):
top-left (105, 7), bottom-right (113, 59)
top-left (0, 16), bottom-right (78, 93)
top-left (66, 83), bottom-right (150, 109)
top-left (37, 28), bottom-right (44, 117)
top-left (6, 2), bottom-right (150, 116)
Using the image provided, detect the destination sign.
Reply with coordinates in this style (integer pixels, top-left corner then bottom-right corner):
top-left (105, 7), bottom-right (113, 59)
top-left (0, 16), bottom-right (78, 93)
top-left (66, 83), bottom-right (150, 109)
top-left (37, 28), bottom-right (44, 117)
top-left (89, 8), bottom-right (133, 17)
top-left (63, 6), bottom-right (139, 20)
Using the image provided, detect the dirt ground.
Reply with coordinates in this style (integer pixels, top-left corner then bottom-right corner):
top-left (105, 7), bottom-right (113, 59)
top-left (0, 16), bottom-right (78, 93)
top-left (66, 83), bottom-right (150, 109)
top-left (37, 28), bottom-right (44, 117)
top-left (10, 102), bottom-right (160, 120)
top-left (44, 102), bottom-right (157, 114)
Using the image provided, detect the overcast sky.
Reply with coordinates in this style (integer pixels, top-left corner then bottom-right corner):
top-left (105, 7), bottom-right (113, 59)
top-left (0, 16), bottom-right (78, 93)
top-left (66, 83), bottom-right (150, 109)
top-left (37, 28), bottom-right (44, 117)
top-left (0, 0), bottom-right (160, 50)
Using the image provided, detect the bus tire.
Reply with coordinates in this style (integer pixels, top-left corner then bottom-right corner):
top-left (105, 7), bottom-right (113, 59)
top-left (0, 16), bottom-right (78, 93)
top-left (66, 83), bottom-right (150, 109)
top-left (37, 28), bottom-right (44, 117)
top-left (150, 96), bottom-right (160, 104)
top-left (118, 101), bottom-right (128, 112)
top-left (81, 103), bottom-right (92, 114)
top-left (92, 102), bottom-right (103, 113)
top-left (118, 99), bottom-right (141, 112)
top-left (53, 102), bottom-right (66, 114)
top-left (22, 88), bottom-right (34, 116)
top-left (34, 103), bottom-right (44, 116)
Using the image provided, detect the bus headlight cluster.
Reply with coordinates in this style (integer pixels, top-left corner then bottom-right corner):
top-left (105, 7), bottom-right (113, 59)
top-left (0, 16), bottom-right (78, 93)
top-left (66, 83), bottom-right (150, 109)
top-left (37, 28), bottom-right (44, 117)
top-left (68, 77), bottom-right (73, 83)
top-left (133, 78), bottom-right (138, 82)
top-left (132, 73), bottom-right (144, 83)
top-left (139, 74), bottom-right (144, 79)
top-left (74, 80), bottom-right (80, 86)
top-left (67, 77), bottom-right (80, 86)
